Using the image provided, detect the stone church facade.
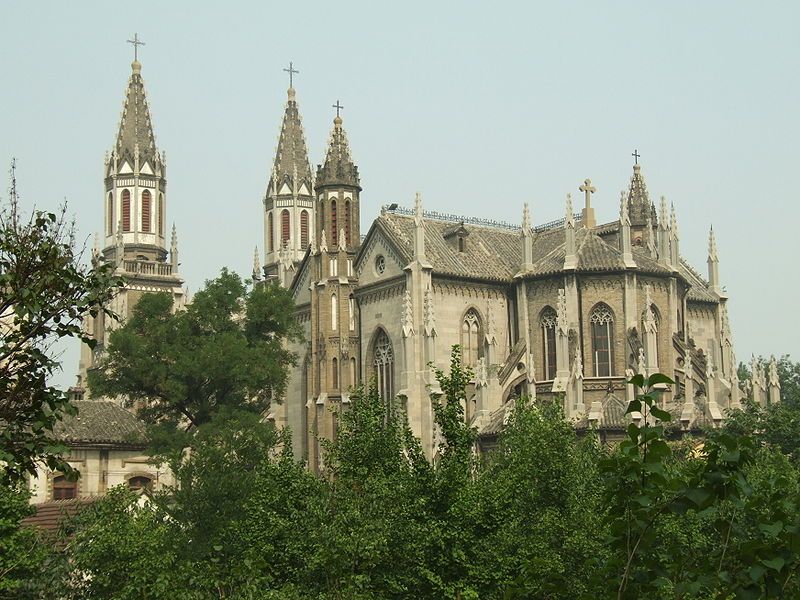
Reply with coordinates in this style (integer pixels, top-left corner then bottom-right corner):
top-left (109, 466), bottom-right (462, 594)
top-left (258, 83), bottom-right (780, 468)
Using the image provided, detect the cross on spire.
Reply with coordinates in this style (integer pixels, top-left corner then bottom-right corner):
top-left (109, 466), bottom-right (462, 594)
top-left (283, 61), bottom-right (299, 88)
top-left (332, 100), bottom-right (344, 118)
top-left (127, 33), bottom-right (145, 61)
top-left (579, 178), bottom-right (596, 209)
top-left (632, 149), bottom-right (641, 165)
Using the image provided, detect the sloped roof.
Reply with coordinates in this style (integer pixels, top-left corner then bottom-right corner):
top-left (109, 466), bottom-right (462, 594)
top-left (680, 260), bottom-right (718, 303)
top-left (316, 116), bottom-right (360, 189)
top-left (53, 401), bottom-right (147, 446)
top-left (267, 88), bottom-right (313, 196)
top-left (115, 61), bottom-right (158, 167)
top-left (22, 498), bottom-right (97, 534)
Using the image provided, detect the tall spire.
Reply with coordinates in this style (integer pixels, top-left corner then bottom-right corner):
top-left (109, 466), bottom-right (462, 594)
top-left (316, 112), bottom-right (360, 190)
top-left (619, 190), bottom-right (636, 268)
top-left (115, 58), bottom-right (158, 170)
top-left (563, 194), bottom-right (577, 271)
top-left (267, 86), bottom-right (313, 197)
top-left (657, 196), bottom-right (671, 268)
top-left (627, 161), bottom-right (655, 227)
top-left (707, 225), bottom-right (722, 295)
top-left (669, 202), bottom-right (680, 268)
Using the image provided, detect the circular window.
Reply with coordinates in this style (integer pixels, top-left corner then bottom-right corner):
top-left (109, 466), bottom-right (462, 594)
top-left (375, 255), bottom-right (386, 275)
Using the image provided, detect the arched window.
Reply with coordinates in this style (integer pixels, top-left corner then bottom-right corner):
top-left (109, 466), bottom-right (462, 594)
top-left (331, 200), bottom-right (337, 238)
top-left (141, 190), bottom-right (151, 232)
top-left (158, 193), bottom-right (164, 236)
top-left (331, 294), bottom-right (338, 331)
top-left (350, 357), bottom-right (357, 386)
top-left (332, 358), bottom-right (339, 388)
top-left (540, 307), bottom-right (558, 380)
top-left (281, 210), bottom-right (290, 244)
top-left (121, 189), bottom-right (131, 232)
top-left (268, 212), bottom-right (274, 252)
top-left (300, 210), bottom-right (309, 248)
top-left (107, 192), bottom-right (113, 235)
top-left (348, 295), bottom-right (355, 331)
top-left (461, 309), bottom-right (481, 368)
top-left (52, 475), bottom-right (77, 500)
top-left (372, 329), bottom-right (394, 401)
top-left (345, 200), bottom-right (351, 246)
top-left (590, 303), bottom-right (615, 377)
top-left (128, 475), bottom-right (153, 492)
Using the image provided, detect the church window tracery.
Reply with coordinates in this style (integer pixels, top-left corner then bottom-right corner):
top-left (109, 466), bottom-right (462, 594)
top-left (141, 190), bottom-right (151, 233)
top-left (268, 212), bottom-right (274, 252)
top-left (281, 210), bottom-right (290, 244)
top-left (300, 210), bottom-right (309, 248)
top-left (461, 309), bottom-right (481, 368)
top-left (540, 307), bottom-right (557, 380)
top-left (122, 189), bottom-right (131, 232)
top-left (372, 328), bottom-right (394, 401)
top-left (375, 255), bottom-right (386, 275)
top-left (590, 303), bottom-right (615, 377)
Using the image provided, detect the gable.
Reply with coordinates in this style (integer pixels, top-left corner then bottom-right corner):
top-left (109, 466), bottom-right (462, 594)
top-left (355, 224), bottom-right (406, 286)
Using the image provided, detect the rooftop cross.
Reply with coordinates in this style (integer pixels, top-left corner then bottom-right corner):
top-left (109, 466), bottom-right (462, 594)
top-left (632, 149), bottom-right (641, 165)
top-left (283, 61), bottom-right (299, 88)
top-left (579, 178), bottom-right (596, 209)
top-left (127, 33), bottom-right (145, 61)
top-left (332, 100), bottom-right (344, 118)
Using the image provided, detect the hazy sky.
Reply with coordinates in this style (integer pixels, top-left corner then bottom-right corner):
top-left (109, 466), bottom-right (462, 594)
top-left (1, 1), bottom-right (798, 390)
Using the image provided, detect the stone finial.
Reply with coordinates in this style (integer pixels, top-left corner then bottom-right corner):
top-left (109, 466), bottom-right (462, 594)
top-left (319, 229), bottom-right (328, 252)
top-left (309, 232), bottom-right (317, 255)
top-left (572, 345), bottom-right (584, 380)
top-left (556, 288), bottom-right (568, 334)
top-left (670, 202), bottom-right (679, 239)
top-left (659, 196), bottom-right (669, 230)
top-left (170, 224), bottom-right (179, 271)
top-left (645, 212), bottom-right (657, 258)
top-left (580, 178), bottom-right (596, 228)
top-left (708, 225), bottom-right (718, 261)
top-left (413, 192), bottom-right (426, 260)
top-left (475, 357), bottom-right (488, 388)
top-left (619, 190), bottom-right (630, 226)
top-left (338, 228), bottom-right (346, 251)
top-left (768, 355), bottom-right (780, 388)
top-left (423, 286), bottom-right (436, 337)
top-left (115, 219), bottom-right (125, 267)
top-left (414, 192), bottom-right (423, 226)
top-left (563, 194), bottom-right (577, 270)
top-left (252, 246), bottom-right (261, 281)
top-left (565, 193), bottom-right (575, 227)
top-left (522, 202), bottom-right (532, 234)
top-left (91, 233), bottom-right (100, 266)
top-left (401, 289), bottom-right (414, 338)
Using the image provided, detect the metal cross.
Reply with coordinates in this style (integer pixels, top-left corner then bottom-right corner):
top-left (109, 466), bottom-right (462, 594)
top-left (632, 149), bottom-right (641, 165)
top-left (579, 178), bottom-right (596, 208)
top-left (332, 100), bottom-right (344, 118)
top-left (127, 33), bottom-right (145, 61)
top-left (284, 61), bottom-right (299, 87)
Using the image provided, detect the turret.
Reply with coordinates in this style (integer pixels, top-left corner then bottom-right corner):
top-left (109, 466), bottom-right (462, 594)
top-left (315, 105), bottom-right (361, 251)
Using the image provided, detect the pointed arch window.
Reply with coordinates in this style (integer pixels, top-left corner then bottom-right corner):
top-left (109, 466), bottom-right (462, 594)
top-left (300, 210), bottom-right (309, 248)
top-left (590, 303), bottom-right (615, 377)
top-left (540, 307), bottom-right (557, 380)
top-left (281, 210), bottom-right (290, 244)
top-left (348, 295), bottom-right (355, 331)
top-left (331, 293), bottom-right (338, 331)
top-left (107, 192), bottom-right (114, 235)
top-left (331, 200), bottom-right (338, 239)
top-left (345, 200), bottom-right (351, 246)
top-left (372, 329), bottom-right (394, 401)
top-left (121, 189), bottom-right (131, 232)
top-left (461, 309), bottom-right (481, 368)
top-left (268, 212), bottom-right (274, 252)
top-left (141, 190), bottom-right (152, 233)
top-left (332, 357), bottom-right (339, 389)
top-left (350, 357), bottom-right (357, 387)
top-left (158, 193), bottom-right (165, 236)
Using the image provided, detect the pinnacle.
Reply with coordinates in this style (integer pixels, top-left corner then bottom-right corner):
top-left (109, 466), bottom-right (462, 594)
top-left (316, 114), bottom-right (360, 189)
top-left (114, 61), bottom-right (157, 166)
top-left (268, 87), bottom-right (313, 196)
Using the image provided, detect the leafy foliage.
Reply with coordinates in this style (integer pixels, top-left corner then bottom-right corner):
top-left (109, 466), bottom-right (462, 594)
top-left (0, 164), bottom-right (120, 482)
top-left (0, 484), bottom-right (49, 599)
top-left (89, 270), bottom-right (301, 432)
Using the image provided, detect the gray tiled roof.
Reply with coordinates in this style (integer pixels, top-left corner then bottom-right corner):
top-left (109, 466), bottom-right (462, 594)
top-left (680, 260), bottom-right (718, 303)
top-left (53, 401), bottom-right (147, 446)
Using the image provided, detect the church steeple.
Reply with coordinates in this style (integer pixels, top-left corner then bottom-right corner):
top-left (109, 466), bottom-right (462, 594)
top-left (315, 103), bottom-right (361, 250)
top-left (104, 53), bottom-right (169, 264)
top-left (626, 159), bottom-right (656, 228)
top-left (263, 68), bottom-right (315, 284)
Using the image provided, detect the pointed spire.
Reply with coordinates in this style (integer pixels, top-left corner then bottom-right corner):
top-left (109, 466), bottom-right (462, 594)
top-left (319, 229), bottom-right (328, 252)
top-left (170, 224), bottom-right (178, 271)
top-left (413, 192), bottom-right (426, 260)
top-left (521, 202), bottom-right (534, 271)
top-left (268, 86), bottom-right (313, 197)
top-left (707, 225), bottom-right (722, 295)
top-left (627, 161), bottom-right (655, 227)
top-left (115, 58), bottom-right (158, 168)
top-left (316, 111), bottom-right (360, 190)
top-left (657, 196), bottom-right (671, 268)
top-left (252, 246), bottom-right (262, 281)
top-left (619, 190), bottom-right (636, 268)
top-left (669, 202), bottom-right (680, 268)
top-left (522, 202), bottom-right (532, 234)
top-left (645, 211), bottom-right (657, 258)
top-left (563, 194), bottom-right (577, 270)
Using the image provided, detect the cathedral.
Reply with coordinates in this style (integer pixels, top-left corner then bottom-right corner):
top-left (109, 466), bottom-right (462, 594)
top-left (257, 76), bottom-right (779, 468)
top-left (48, 52), bottom-right (783, 501)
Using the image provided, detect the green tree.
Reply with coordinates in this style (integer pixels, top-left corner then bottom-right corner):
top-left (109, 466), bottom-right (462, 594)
top-left (89, 270), bottom-right (301, 433)
top-left (737, 354), bottom-right (799, 405)
top-left (0, 484), bottom-right (49, 599)
top-left (0, 163), bottom-right (120, 482)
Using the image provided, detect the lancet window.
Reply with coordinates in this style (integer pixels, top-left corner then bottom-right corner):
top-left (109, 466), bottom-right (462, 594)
top-left (141, 190), bottom-right (151, 233)
top-left (540, 307), bottom-right (557, 380)
top-left (107, 193), bottom-right (113, 235)
top-left (590, 303), bottom-right (615, 377)
top-left (372, 329), bottom-right (394, 401)
top-left (281, 210), bottom-right (290, 244)
top-left (300, 210), bottom-right (309, 248)
top-left (331, 200), bottom-right (338, 238)
top-left (158, 193), bottom-right (164, 236)
top-left (345, 200), bottom-right (351, 246)
top-left (461, 309), bottom-right (481, 368)
top-left (268, 213), bottom-right (274, 252)
top-left (121, 189), bottom-right (131, 232)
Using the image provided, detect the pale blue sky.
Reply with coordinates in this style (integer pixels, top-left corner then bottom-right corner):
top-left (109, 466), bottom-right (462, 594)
top-left (1, 1), bottom-right (798, 389)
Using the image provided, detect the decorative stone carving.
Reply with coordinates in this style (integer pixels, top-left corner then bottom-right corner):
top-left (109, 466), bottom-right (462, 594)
top-left (401, 289), bottom-right (414, 338)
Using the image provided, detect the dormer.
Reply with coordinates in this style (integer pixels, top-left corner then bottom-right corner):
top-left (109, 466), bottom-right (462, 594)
top-left (443, 222), bottom-right (469, 252)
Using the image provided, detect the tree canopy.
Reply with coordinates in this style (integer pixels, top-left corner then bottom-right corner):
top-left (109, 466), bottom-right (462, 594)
top-left (88, 269), bottom-right (301, 433)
